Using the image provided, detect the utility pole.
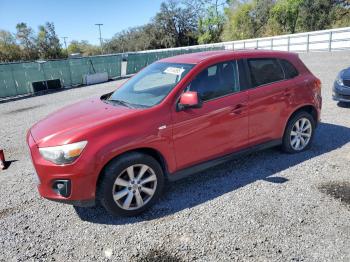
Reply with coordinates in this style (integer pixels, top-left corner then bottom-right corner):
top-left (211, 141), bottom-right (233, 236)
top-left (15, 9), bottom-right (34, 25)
top-left (62, 37), bottom-right (68, 57)
top-left (95, 23), bottom-right (103, 54)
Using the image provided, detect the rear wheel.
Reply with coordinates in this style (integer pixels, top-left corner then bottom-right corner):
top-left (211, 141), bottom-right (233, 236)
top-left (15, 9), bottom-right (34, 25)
top-left (97, 153), bottom-right (164, 217)
top-left (282, 111), bottom-right (315, 153)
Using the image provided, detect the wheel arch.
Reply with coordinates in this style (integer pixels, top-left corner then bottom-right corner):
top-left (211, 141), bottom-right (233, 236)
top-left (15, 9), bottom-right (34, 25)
top-left (96, 147), bottom-right (169, 193)
top-left (283, 104), bottom-right (318, 135)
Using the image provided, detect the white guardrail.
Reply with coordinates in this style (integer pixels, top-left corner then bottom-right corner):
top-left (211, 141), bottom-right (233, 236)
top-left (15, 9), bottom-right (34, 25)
top-left (136, 27), bottom-right (350, 54)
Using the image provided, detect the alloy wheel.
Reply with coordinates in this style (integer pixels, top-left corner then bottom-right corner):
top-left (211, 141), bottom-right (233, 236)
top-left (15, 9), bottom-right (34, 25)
top-left (290, 117), bottom-right (312, 151)
top-left (112, 164), bottom-right (157, 210)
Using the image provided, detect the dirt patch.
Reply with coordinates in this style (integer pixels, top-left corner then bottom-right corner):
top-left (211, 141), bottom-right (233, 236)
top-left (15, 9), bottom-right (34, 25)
top-left (5, 105), bottom-right (42, 114)
top-left (319, 181), bottom-right (350, 206)
top-left (0, 207), bottom-right (16, 219)
top-left (132, 249), bottom-right (182, 262)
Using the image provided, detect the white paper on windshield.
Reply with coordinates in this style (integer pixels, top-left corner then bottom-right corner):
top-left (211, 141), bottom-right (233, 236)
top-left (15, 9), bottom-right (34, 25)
top-left (164, 67), bottom-right (185, 75)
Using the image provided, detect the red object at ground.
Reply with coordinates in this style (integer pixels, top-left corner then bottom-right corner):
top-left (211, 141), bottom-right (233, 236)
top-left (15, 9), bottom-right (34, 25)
top-left (0, 150), bottom-right (5, 170)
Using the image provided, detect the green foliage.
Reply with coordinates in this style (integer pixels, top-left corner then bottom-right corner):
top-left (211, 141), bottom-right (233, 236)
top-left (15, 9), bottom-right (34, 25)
top-left (104, 24), bottom-right (162, 53)
top-left (37, 22), bottom-right (63, 59)
top-left (223, 0), bottom-right (350, 40)
top-left (0, 30), bottom-right (22, 62)
top-left (0, 21), bottom-right (67, 62)
top-left (105, 0), bottom-right (200, 53)
top-left (198, 5), bottom-right (225, 44)
top-left (222, 0), bottom-right (274, 40)
top-left (15, 23), bottom-right (38, 60)
top-left (269, 0), bottom-right (303, 34)
top-left (331, 1), bottom-right (350, 28)
top-left (222, 2), bottom-right (255, 40)
top-left (67, 40), bottom-right (100, 56)
top-left (298, 0), bottom-right (334, 31)
top-left (153, 1), bottom-right (199, 47)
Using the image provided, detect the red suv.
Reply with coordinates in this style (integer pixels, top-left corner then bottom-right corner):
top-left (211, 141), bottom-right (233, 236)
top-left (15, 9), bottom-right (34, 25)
top-left (27, 50), bottom-right (322, 216)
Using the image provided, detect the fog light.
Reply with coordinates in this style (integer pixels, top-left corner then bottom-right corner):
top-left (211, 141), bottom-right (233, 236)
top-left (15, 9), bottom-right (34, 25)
top-left (52, 180), bottom-right (71, 197)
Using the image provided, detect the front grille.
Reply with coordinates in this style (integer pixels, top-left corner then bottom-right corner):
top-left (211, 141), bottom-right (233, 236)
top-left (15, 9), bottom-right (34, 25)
top-left (338, 94), bottom-right (350, 100)
top-left (344, 79), bottom-right (350, 87)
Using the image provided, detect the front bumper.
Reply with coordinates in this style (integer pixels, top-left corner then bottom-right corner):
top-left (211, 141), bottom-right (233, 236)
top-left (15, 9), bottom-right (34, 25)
top-left (333, 82), bottom-right (350, 102)
top-left (27, 132), bottom-right (97, 207)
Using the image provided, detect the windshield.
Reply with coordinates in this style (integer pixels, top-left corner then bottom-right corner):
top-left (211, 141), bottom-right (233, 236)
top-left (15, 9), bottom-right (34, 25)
top-left (108, 62), bottom-right (194, 107)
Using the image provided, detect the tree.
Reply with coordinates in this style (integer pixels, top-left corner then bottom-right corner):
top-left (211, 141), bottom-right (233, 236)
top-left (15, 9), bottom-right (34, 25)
top-left (298, 0), bottom-right (349, 31)
top-left (0, 30), bottom-right (22, 62)
top-left (104, 0), bottom-right (200, 52)
top-left (222, 1), bottom-right (255, 40)
top-left (153, 0), bottom-right (198, 47)
top-left (15, 22), bottom-right (39, 60)
top-left (37, 22), bottom-right (63, 59)
top-left (104, 24), bottom-right (162, 53)
top-left (269, 0), bottom-right (303, 34)
top-left (197, 2), bottom-right (226, 44)
top-left (250, 0), bottom-right (275, 36)
top-left (67, 40), bottom-right (100, 56)
top-left (299, 0), bottom-right (333, 31)
top-left (222, 0), bottom-right (274, 41)
top-left (331, 0), bottom-right (350, 27)
top-left (67, 40), bottom-right (83, 54)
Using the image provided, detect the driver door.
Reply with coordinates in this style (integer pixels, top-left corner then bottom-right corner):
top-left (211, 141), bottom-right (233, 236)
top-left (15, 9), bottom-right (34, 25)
top-left (171, 61), bottom-right (249, 170)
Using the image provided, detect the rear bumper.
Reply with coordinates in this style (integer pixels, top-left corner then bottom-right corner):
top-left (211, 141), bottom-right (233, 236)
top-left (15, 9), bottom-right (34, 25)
top-left (27, 131), bottom-right (97, 206)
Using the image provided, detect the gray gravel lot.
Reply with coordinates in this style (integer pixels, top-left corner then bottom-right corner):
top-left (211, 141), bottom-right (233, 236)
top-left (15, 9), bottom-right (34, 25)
top-left (1, 51), bottom-right (350, 261)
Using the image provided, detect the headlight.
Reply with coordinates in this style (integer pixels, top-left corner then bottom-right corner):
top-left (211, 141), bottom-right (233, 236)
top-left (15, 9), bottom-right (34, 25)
top-left (336, 73), bottom-right (344, 86)
top-left (39, 141), bottom-right (87, 165)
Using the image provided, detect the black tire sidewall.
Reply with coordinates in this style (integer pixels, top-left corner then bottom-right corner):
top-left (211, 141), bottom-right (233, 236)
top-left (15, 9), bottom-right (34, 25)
top-left (98, 153), bottom-right (164, 217)
top-left (282, 111), bottom-right (316, 154)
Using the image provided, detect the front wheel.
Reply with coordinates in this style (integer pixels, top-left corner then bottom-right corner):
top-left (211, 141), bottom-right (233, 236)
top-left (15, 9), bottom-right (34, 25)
top-left (282, 111), bottom-right (315, 153)
top-left (97, 153), bottom-right (164, 217)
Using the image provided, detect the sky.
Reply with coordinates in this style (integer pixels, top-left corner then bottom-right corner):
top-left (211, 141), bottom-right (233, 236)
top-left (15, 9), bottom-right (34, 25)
top-left (0, 0), bottom-right (165, 45)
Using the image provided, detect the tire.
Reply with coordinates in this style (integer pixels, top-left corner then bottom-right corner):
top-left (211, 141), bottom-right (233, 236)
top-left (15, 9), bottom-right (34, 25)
top-left (97, 152), bottom-right (164, 217)
top-left (282, 111), bottom-right (316, 154)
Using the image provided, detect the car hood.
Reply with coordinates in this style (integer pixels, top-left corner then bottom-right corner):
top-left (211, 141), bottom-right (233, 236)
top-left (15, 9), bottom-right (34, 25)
top-left (341, 67), bottom-right (350, 79)
top-left (30, 97), bottom-right (136, 147)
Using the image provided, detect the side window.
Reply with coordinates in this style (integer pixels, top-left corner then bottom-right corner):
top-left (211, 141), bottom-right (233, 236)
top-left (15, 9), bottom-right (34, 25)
top-left (207, 65), bottom-right (217, 76)
top-left (280, 59), bottom-right (299, 79)
top-left (247, 58), bottom-right (284, 87)
top-left (188, 61), bottom-right (239, 101)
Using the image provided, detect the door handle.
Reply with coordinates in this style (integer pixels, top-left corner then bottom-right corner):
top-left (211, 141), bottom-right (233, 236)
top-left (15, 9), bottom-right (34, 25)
top-left (284, 88), bottom-right (292, 97)
top-left (230, 103), bottom-right (246, 115)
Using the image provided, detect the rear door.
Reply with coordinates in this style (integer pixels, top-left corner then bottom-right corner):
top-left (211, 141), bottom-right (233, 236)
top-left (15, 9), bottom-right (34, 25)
top-left (246, 58), bottom-right (295, 145)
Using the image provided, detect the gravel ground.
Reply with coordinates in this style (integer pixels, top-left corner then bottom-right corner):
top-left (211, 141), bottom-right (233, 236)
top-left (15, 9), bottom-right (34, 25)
top-left (1, 51), bottom-right (350, 262)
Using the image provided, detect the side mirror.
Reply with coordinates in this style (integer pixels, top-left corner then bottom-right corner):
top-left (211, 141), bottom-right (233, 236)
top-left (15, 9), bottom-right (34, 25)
top-left (178, 91), bottom-right (202, 111)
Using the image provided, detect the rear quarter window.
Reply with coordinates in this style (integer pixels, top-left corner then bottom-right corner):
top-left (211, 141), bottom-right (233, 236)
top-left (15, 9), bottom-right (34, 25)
top-left (279, 59), bottom-right (299, 79)
top-left (247, 58), bottom-right (284, 87)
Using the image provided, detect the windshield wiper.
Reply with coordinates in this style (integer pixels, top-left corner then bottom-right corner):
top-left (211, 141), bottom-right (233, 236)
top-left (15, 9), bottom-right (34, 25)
top-left (106, 99), bottom-right (135, 108)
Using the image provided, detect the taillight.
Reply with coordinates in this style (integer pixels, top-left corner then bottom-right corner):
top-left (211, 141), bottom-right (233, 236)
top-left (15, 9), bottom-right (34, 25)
top-left (315, 78), bottom-right (321, 89)
top-left (315, 78), bottom-right (322, 95)
top-left (313, 78), bottom-right (322, 108)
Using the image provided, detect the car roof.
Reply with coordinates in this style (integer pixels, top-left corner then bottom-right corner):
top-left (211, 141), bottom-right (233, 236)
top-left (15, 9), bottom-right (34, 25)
top-left (159, 50), bottom-right (297, 64)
